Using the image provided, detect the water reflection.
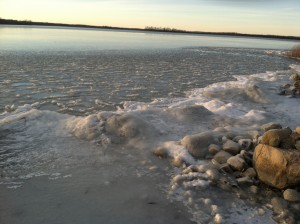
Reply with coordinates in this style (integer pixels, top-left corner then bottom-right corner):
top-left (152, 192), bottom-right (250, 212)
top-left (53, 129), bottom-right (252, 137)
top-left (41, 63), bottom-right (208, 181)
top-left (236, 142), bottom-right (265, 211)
top-left (0, 25), bottom-right (299, 51)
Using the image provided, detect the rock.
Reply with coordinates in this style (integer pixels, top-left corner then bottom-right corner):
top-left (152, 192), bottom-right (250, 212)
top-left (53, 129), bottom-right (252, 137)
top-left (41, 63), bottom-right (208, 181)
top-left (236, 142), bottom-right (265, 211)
top-left (153, 147), bottom-right (168, 158)
top-left (253, 144), bottom-right (300, 189)
top-left (243, 167), bottom-right (257, 178)
top-left (213, 150), bottom-right (232, 164)
top-left (181, 132), bottom-right (216, 159)
top-left (233, 135), bottom-right (246, 142)
top-left (227, 156), bottom-right (246, 171)
top-left (271, 197), bottom-right (288, 214)
top-left (296, 141), bottom-right (300, 150)
top-left (296, 126), bottom-right (300, 135)
top-left (261, 122), bottom-right (282, 132)
top-left (249, 185), bottom-right (259, 194)
top-left (206, 168), bottom-right (220, 182)
top-left (171, 157), bottom-right (184, 167)
top-left (280, 136), bottom-right (296, 149)
top-left (248, 130), bottom-right (260, 140)
top-left (261, 127), bottom-right (292, 147)
top-left (219, 163), bottom-right (233, 173)
top-left (225, 132), bottom-right (235, 140)
top-left (283, 189), bottom-right (300, 202)
top-left (238, 139), bottom-right (253, 150)
top-left (208, 144), bottom-right (221, 155)
top-left (257, 208), bottom-right (265, 216)
top-left (237, 176), bottom-right (253, 185)
top-left (223, 140), bottom-right (241, 155)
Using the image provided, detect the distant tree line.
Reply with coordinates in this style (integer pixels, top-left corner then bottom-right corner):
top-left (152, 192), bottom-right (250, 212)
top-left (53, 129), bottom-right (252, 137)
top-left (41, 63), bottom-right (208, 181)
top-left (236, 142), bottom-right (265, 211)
top-left (145, 26), bottom-right (186, 33)
top-left (1, 18), bottom-right (300, 41)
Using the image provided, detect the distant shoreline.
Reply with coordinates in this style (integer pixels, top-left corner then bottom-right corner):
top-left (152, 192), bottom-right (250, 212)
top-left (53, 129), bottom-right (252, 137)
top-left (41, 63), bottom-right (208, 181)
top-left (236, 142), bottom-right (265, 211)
top-left (1, 18), bottom-right (300, 41)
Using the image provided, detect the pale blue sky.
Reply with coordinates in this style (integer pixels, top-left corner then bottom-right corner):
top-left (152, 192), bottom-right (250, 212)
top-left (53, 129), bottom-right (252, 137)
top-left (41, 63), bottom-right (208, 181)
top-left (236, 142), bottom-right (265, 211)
top-left (1, 0), bottom-right (300, 36)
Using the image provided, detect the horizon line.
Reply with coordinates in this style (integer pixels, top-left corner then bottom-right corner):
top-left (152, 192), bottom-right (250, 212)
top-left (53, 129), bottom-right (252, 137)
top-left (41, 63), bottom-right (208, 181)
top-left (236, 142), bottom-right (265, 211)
top-left (1, 18), bottom-right (300, 41)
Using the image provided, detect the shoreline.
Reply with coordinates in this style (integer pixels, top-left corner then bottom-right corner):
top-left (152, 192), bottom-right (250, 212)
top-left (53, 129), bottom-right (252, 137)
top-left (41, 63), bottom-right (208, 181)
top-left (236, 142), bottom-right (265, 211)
top-left (1, 18), bottom-right (300, 41)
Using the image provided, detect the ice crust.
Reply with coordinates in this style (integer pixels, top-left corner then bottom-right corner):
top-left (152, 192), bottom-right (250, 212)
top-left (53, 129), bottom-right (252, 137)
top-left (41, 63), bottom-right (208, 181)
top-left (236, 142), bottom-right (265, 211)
top-left (1, 65), bottom-right (300, 224)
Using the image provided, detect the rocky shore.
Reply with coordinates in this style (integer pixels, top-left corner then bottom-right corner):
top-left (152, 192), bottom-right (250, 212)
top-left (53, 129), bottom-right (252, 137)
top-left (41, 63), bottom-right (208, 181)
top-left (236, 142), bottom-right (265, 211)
top-left (153, 71), bottom-right (300, 223)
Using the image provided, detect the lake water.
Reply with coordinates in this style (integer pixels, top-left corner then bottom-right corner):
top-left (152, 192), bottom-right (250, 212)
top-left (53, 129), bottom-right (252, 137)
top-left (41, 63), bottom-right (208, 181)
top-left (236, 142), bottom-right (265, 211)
top-left (0, 25), bottom-right (300, 224)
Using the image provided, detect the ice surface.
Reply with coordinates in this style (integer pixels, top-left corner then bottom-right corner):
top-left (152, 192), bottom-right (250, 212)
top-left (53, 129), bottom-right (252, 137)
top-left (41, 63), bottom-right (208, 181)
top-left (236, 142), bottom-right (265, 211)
top-left (1, 63), bottom-right (300, 223)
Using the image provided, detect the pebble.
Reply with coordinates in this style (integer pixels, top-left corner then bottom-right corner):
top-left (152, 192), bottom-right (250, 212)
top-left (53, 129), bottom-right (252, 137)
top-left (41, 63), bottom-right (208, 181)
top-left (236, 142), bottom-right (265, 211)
top-left (213, 151), bottom-right (232, 164)
top-left (243, 167), bottom-right (257, 178)
top-left (295, 140), bottom-right (300, 150)
top-left (206, 168), bottom-right (220, 182)
top-left (214, 213), bottom-right (223, 224)
top-left (296, 126), bottom-right (300, 135)
top-left (219, 163), bottom-right (233, 173)
top-left (208, 144), bottom-right (221, 155)
top-left (283, 189), bottom-right (300, 202)
top-left (238, 139), bottom-right (253, 150)
top-left (223, 140), bottom-right (241, 155)
top-left (261, 122), bottom-right (282, 132)
top-left (271, 197), bottom-right (288, 214)
top-left (236, 177), bottom-right (253, 185)
top-left (258, 208), bottom-right (265, 216)
top-left (227, 156), bottom-right (246, 171)
top-left (249, 185), bottom-right (259, 194)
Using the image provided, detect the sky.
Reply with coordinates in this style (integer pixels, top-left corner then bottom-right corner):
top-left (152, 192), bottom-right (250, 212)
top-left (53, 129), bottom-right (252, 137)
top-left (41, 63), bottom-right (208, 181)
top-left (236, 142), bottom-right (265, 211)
top-left (1, 0), bottom-right (300, 36)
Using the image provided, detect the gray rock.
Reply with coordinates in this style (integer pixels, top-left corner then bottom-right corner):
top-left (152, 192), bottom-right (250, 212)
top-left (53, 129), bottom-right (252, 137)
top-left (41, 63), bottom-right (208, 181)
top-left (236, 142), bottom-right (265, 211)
top-left (238, 139), bottom-right (253, 151)
top-left (271, 197), bottom-right (288, 214)
top-left (283, 189), bottom-right (300, 202)
top-left (243, 167), bottom-right (257, 178)
top-left (181, 131), bottom-right (216, 159)
top-left (208, 144), bottom-right (221, 155)
top-left (261, 122), bottom-right (282, 132)
top-left (206, 168), bottom-right (220, 182)
top-left (223, 140), bottom-right (241, 155)
top-left (213, 150), bottom-right (232, 164)
top-left (232, 136), bottom-right (244, 142)
top-left (227, 156), bottom-right (246, 171)
top-left (219, 163), bottom-right (233, 173)
top-left (237, 177), bottom-right (253, 185)
top-left (249, 185), bottom-right (259, 194)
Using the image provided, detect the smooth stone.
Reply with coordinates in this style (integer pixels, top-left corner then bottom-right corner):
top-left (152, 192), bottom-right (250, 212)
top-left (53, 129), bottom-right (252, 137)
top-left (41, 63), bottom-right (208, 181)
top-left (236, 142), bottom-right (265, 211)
top-left (213, 150), bottom-right (232, 164)
top-left (153, 147), bottom-right (168, 158)
top-left (295, 141), bottom-right (300, 150)
top-left (253, 144), bottom-right (300, 189)
top-left (243, 167), bottom-right (257, 178)
top-left (248, 130), bottom-right (260, 140)
top-left (237, 176), bottom-right (253, 185)
top-left (249, 185), bottom-right (259, 194)
top-left (257, 208), bottom-right (265, 216)
top-left (219, 163), bottom-right (233, 173)
top-left (206, 168), bottom-right (220, 182)
top-left (233, 135), bottom-right (248, 143)
top-left (181, 131), bottom-right (216, 159)
top-left (223, 140), bottom-right (241, 155)
top-left (296, 126), bottom-right (300, 135)
top-left (227, 156), bottom-right (246, 171)
top-left (271, 197), bottom-right (288, 214)
top-left (208, 144), bottom-right (221, 155)
top-left (283, 189), bottom-right (300, 202)
top-left (261, 122), bottom-right (282, 132)
top-left (238, 139), bottom-right (253, 151)
top-left (261, 127), bottom-right (292, 147)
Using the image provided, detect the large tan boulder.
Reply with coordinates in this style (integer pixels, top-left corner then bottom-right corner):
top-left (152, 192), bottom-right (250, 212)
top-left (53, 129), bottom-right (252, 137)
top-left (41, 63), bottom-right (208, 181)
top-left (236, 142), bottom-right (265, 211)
top-left (253, 144), bottom-right (300, 189)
